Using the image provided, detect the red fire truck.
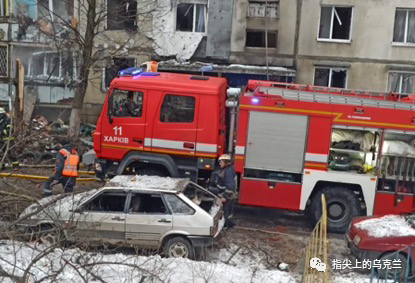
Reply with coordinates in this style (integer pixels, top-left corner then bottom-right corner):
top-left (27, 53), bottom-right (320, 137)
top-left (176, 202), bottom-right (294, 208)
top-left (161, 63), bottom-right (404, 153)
top-left (93, 68), bottom-right (415, 232)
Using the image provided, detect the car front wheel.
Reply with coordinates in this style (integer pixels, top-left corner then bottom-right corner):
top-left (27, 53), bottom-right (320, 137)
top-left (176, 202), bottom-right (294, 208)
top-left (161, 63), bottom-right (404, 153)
top-left (163, 237), bottom-right (195, 260)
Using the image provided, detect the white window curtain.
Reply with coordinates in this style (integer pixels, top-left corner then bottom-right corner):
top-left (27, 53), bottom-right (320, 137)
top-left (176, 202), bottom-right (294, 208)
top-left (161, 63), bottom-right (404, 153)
top-left (195, 4), bottom-right (206, 33)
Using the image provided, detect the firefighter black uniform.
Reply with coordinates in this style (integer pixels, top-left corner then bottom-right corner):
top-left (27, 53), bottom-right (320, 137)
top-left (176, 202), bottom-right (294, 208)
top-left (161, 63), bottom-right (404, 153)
top-left (217, 154), bottom-right (236, 228)
top-left (43, 145), bottom-right (80, 197)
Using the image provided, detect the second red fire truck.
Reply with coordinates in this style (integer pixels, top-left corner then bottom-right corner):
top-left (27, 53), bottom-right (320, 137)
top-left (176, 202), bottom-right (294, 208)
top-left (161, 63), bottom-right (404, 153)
top-left (93, 68), bottom-right (415, 232)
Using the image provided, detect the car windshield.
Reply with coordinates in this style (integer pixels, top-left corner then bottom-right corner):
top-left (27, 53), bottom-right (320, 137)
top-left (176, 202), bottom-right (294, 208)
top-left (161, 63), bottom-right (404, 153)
top-left (183, 183), bottom-right (218, 215)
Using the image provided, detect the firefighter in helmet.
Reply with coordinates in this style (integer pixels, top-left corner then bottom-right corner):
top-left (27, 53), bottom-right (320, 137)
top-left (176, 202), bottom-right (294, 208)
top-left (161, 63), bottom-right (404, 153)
top-left (216, 154), bottom-right (237, 229)
top-left (43, 142), bottom-right (80, 197)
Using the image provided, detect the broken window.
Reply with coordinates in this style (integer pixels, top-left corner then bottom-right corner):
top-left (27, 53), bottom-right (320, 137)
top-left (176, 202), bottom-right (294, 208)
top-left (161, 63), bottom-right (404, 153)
top-left (245, 30), bottom-right (278, 48)
top-left (164, 194), bottom-right (195, 215)
top-left (248, 1), bottom-right (279, 18)
top-left (176, 3), bottom-right (207, 33)
top-left (16, 0), bottom-right (73, 21)
top-left (103, 57), bottom-right (136, 90)
top-left (314, 67), bottom-right (347, 88)
top-left (388, 72), bottom-right (415, 94)
top-left (128, 193), bottom-right (168, 214)
top-left (107, 0), bottom-right (137, 31)
top-left (0, 46), bottom-right (8, 77)
top-left (393, 9), bottom-right (415, 44)
top-left (160, 94), bottom-right (195, 123)
top-left (29, 51), bottom-right (76, 81)
top-left (110, 90), bottom-right (143, 117)
top-left (83, 192), bottom-right (127, 212)
top-left (318, 6), bottom-right (352, 41)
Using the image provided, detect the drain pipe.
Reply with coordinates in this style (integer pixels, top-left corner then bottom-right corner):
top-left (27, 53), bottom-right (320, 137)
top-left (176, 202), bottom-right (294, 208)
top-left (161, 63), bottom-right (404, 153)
top-left (226, 88), bottom-right (241, 154)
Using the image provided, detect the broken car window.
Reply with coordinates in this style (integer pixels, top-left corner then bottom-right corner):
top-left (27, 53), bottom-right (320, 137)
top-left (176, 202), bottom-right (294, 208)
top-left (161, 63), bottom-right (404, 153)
top-left (128, 193), bottom-right (168, 214)
top-left (83, 192), bottom-right (127, 212)
top-left (111, 90), bottom-right (143, 118)
top-left (160, 95), bottom-right (195, 123)
top-left (176, 3), bottom-right (207, 33)
top-left (164, 194), bottom-right (195, 215)
top-left (318, 6), bottom-right (352, 40)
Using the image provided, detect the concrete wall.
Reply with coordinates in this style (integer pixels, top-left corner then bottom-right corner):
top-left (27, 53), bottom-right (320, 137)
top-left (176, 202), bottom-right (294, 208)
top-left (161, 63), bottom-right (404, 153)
top-left (230, 0), bottom-right (297, 67)
top-left (297, 0), bottom-right (415, 91)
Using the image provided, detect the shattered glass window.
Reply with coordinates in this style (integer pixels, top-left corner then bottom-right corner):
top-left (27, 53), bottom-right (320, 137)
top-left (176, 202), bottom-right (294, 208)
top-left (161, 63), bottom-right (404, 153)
top-left (318, 6), bottom-right (353, 40)
top-left (160, 95), bottom-right (195, 123)
top-left (107, 0), bottom-right (137, 31)
top-left (176, 3), bottom-right (207, 33)
top-left (164, 194), bottom-right (195, 215)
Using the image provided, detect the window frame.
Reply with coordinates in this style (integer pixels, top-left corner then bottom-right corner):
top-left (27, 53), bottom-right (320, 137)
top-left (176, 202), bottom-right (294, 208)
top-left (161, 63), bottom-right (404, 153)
top-left (0, 0), bottom-right (8, 17)
top-left (175, 2), bottom-right (208, 34)
top-left (317, 5), bottom-right (354, 43)
top-left (387, 71), bottom-right (415, 94)
top-left (109, 89), bottom-right (144, 118)
top-left (392, 8), bottom-right (415, 46)
top-left (81, 191), bottom-right (129, 214)
top-left (245, 29), bottom-right (278, 48)
top-left (126, 192), bottom-right (172, 215)
top-left (102, 57), bottom-right (136, 92)
top-left (28, 51), bottom-right (78, 81)
top-left (163, 193), bottom-right (196, 215)
top-left (247, 1), bottom-right (279, 18)
top-left (313, 67), bottom-right (348, 89)
top-left (160, 94), bottom-right (196, 124)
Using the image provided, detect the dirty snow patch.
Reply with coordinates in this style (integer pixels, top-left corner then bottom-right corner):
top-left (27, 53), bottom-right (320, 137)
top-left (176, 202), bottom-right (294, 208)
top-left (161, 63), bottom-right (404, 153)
top-left (355, 215), bottom-right (415, 238)
top-left (0, 240), bottom-right (297, 283)
top-left (108, 175), bottom-right (185, 190)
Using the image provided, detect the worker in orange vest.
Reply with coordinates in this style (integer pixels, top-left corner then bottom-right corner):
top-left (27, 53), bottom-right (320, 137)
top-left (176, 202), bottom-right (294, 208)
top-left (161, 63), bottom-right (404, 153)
top-left (43, 143), bottom-right (80, 197)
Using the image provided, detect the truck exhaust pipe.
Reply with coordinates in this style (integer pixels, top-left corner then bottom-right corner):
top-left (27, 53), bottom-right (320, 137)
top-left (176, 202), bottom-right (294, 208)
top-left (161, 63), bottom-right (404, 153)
top-left (226, 88), bottom-right (242, 155)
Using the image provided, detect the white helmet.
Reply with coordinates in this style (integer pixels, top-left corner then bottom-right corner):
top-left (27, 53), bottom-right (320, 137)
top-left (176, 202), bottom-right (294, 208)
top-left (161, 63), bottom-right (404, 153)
top-left (218, 154), bottom-right (231, 161)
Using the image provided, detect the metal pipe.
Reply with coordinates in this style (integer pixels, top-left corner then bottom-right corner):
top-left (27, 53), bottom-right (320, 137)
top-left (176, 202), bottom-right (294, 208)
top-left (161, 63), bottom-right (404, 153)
top-left (0, 173), bottom-right (97, 182)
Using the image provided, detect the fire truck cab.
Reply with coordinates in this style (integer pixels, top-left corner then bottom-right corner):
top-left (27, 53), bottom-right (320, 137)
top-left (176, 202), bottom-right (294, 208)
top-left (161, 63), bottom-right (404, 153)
top-left (94, 68), bottom-right (415, 233)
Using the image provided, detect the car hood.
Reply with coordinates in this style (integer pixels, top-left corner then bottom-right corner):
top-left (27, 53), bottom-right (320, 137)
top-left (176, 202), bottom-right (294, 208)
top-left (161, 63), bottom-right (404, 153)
top-left (19, 190), bottom-right (99, 222)
top-left (351, 215), bottom-right (415, 249)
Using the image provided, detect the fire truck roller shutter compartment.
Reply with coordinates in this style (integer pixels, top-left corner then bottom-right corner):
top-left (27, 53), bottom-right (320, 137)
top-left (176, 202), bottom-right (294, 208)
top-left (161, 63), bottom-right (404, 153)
top-left (245, 111), bottom-right (308, 173)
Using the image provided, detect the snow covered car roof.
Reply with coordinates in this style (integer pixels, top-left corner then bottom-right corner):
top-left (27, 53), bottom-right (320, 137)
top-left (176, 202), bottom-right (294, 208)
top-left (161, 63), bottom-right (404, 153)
top-left (355, 215), bottom-right (415, 238)
top-left (106, 175), bottom-right (190, 192)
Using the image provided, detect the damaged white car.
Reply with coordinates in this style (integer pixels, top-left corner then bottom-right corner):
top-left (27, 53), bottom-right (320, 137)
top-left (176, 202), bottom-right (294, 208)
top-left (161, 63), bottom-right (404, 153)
top-left (19, 176), bottom-right (224, 259)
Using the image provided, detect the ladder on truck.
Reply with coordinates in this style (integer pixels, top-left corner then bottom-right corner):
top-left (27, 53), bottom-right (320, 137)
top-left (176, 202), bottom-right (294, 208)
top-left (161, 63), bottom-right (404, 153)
top-left (250, 82), bottom-right (415, 111)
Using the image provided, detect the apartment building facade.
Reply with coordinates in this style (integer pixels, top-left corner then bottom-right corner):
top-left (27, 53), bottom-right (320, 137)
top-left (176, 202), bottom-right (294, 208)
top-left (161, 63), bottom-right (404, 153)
top-left (231, 0), bottom-right (415, 94)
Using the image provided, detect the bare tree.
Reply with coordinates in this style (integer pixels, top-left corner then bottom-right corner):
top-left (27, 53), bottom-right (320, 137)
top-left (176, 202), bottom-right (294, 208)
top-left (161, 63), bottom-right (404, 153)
top-left (15, 0), bottom-right (160, 138)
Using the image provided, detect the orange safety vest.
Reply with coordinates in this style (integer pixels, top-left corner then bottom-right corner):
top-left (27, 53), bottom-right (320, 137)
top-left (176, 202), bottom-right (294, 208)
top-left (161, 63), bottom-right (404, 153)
top-left (59, 149), bottom-right (79, 178)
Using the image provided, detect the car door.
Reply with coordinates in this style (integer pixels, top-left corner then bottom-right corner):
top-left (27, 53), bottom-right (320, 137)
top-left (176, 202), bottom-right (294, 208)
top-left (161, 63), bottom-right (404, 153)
top-left (72, 190), bottom-right (128, 245)
top-left (125, 192), bottom-right (173, 247)
top-left (100, 89), bottom-right (147, 160)
top-left (150, 93), bottom-right (199, 155)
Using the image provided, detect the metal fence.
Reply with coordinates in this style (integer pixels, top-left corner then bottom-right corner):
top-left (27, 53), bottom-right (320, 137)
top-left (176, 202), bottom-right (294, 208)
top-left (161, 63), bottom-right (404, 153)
top-left (302, 194), bottom-right (330, 283)
top-left (370, 245), bottom-right (414, 283)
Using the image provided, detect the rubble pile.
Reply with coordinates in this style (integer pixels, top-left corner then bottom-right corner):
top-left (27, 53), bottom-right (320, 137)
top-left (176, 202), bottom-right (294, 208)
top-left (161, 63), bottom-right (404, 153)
top-left (1, 113), bottom-right (95, 167)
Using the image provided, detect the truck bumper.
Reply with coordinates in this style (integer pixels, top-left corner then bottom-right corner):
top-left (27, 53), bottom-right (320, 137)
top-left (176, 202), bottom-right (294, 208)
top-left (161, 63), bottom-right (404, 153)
top-left (346, 235), bottom-right (381, 262)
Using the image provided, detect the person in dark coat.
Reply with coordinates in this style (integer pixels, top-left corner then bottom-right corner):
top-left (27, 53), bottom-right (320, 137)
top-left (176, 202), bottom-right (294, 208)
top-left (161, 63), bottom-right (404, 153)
top-left (43, 143), bottom-right (80, 197)
top-left (216, 154), bottom-right (237, 229)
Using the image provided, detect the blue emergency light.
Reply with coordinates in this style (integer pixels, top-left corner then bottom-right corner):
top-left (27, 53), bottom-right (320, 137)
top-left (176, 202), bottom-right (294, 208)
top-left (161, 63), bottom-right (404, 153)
top-left (118, 67), bottom-right (144, 77)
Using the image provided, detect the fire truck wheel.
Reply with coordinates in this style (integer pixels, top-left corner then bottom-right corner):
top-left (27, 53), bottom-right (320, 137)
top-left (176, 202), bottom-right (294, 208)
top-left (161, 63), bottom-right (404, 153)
top-left (310, 187), bottom-right (360, 233)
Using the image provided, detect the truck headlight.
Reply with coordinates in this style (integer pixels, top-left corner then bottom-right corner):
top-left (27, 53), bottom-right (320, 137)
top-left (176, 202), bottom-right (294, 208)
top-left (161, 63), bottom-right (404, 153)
top-left (353, 235), bottom-right (361, 246)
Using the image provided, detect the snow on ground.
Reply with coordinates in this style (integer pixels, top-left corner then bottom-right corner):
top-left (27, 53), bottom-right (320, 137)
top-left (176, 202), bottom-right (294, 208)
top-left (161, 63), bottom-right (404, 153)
top-left (0, 240), bottom-right (298, 283)
top-left (108, 175), bottom-right (185, 191)
top-left (355, 215), bottom-right (415, 238)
